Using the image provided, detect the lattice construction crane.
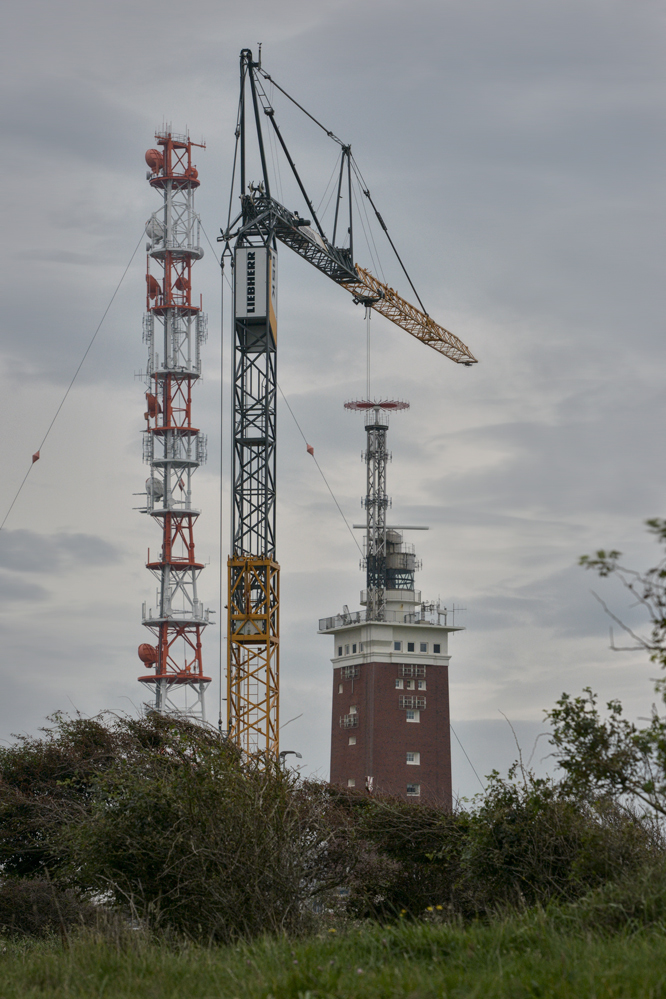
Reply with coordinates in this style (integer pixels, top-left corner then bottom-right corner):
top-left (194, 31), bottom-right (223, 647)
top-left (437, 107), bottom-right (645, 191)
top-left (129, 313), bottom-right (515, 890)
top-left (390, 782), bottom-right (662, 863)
top-left (220, 48), bottom-right (477, 759)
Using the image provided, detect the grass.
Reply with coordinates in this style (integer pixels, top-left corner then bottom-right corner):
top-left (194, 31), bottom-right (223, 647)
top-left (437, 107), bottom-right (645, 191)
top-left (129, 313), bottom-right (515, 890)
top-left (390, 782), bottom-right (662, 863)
top-left (3, 911), bottom-right (666, 998)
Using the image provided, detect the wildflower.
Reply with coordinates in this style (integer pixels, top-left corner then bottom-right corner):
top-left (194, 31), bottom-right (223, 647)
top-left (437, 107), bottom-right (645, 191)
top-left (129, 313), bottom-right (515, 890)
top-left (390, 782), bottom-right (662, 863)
top-left (357, 969), bottom-right (364, 975)
top-left (328, 928), bottom-right (337, 933)
top-left (426, 906), bottom-right (434, 912)
top-left (436, 905), bottom-right (443, 910)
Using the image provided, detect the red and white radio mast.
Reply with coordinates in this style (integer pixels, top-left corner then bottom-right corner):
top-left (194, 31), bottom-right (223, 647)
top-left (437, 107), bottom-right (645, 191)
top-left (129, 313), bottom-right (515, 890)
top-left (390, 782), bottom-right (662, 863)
top-left (137, 129), bottom-right (212, 720)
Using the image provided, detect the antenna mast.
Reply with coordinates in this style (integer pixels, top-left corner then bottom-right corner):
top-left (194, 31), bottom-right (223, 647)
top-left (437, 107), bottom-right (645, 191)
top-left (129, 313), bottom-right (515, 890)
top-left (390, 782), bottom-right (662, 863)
top-left (345, 400), bottom-right (410, 621)
top-left (137, 129), bottom-right (212, 719)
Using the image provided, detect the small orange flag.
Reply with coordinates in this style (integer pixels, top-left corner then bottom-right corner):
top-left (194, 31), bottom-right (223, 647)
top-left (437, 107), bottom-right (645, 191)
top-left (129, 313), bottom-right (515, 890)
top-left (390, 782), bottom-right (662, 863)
top-left (306, 444), bottom-right (314, 457)
top-left (32, 451), bottom-right (40, 463)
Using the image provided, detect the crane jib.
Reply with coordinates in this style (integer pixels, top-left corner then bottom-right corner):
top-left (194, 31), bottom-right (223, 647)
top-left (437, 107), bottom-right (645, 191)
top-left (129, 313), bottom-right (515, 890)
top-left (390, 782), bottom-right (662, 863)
top-left (236, 195), bottom-right (476, 366)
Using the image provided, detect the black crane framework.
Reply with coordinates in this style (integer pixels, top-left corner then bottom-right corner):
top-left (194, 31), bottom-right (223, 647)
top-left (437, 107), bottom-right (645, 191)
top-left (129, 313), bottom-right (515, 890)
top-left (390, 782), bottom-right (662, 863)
top-left (220, 48), bottom-right (477, 759)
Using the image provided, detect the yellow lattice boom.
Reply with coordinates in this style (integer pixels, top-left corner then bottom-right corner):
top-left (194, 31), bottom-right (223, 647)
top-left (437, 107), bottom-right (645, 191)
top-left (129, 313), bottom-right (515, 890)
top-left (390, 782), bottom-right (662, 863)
top-left (342, 265), bottom-right (477, 366)
top-left (227, 557), bottom-right (280, 759)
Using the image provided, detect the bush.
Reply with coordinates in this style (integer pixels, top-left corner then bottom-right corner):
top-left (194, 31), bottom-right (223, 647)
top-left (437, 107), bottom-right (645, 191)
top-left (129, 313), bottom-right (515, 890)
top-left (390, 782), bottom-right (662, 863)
top-left (65, 718), bottom-right (342, 941)
top-left (458, 769), bottom-right (655, 913)
top-left (0, 714), bottom-right (349, 941)
top-left (326, 770), bottom-right (657, 921)
top-left (559, 859), bottom-right (666, 932)
top-left (0, 712), bottom-right (661, 941)
top-left (0, 879), bottom-right (96, 938)
top-left (0, 713), bottom-right (119, 879)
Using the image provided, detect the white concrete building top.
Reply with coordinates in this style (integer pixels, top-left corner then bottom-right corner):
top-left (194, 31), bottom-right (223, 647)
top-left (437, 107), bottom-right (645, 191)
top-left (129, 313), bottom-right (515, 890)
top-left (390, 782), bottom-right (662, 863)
top-left (319, 589), bottom-right (463, 667)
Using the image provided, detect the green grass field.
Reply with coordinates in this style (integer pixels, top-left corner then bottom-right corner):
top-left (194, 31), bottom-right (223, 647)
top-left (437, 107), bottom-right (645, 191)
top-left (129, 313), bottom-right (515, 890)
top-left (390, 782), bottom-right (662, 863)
top-left (3, 911), bottom-right (666, 998)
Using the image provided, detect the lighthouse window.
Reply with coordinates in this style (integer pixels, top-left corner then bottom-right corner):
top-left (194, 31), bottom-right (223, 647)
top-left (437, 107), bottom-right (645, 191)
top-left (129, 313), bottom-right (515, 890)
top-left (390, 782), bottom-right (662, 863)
top-left (349, 705), bottom-right (357, 714)
top-left (405, 709), bottom-right (420, 723)
top-left (406, 783), bottom-right (421, 796)
top-left (420, 642), bottom-right (428, 653)
top-left (395, 678), bottom-right (403, 689)
top-left (348, 735), bottom-right (356, 745)
top-left (347, 778), bottom-right (356, 788)
top-left (406, 752), bottom-right (420, 765)
top-left (338, 646), bottom-right (342, 657)
top-left (407, 642), bottom-right (415, 652)
top-left (417, 680), bottom-right (426, 690)
top-left (352, 644), bottom-right (357, 654)
top-left (394, 641), bottom-right (402, 651)
top-left (433, 644), bottom-right (441, 654)
top-left (338, 684), bottom-right (343, 694)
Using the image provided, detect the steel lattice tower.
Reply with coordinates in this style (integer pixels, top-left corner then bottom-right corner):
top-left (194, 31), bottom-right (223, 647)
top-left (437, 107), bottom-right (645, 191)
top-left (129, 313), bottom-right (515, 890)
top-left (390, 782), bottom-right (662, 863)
top-left (223, 49), bottom-right (280, 759)
top-left (227, 239), bottom-right (280, 757)
top-left (137, 130), bottom-right (212, 719)
top-left (345, 401), bottom-right (410, 621)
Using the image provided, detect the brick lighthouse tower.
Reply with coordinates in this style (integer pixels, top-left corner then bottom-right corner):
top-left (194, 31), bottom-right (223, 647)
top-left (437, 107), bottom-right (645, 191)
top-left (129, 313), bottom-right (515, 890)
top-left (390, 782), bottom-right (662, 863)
top-left (319, 401), bottom-right (461, 806)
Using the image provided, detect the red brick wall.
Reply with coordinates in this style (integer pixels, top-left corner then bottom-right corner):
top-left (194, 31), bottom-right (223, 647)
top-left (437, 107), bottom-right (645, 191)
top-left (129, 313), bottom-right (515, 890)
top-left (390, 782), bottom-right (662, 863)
top-left (330, 660), bottom-right (452, 808)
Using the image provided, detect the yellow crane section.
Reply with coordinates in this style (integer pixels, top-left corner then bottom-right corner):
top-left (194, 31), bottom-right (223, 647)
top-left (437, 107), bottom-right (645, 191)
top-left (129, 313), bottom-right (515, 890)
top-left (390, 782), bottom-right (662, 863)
top-left (342, 265), bottom-right (477, 366)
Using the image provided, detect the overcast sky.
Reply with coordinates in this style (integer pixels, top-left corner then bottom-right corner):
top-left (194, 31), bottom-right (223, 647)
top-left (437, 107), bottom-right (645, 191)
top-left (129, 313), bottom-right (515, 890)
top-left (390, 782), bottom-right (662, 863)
top-left (0, 0), bottom-right (664, 799)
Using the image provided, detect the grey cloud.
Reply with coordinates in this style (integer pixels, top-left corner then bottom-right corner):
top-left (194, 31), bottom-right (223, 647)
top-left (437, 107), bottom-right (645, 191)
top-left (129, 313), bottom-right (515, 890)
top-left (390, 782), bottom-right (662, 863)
top-left (464, 565), bottom-right (624, 640)
top-left (0, 531), bottom-right (121, 574)
top-left (17, 251), bottom-right (101, 267)
top-left (0, 572), bottom-right (48, 603)
top-left (0, 79), bottom-right (146, 169)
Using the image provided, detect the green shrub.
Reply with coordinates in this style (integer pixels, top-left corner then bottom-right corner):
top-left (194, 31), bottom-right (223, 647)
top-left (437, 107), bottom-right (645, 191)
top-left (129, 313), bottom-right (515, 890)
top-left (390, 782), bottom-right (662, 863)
top-left (0, 714), bottom-right (348, 941)
top-left (326, 770), bottom-right (657, 921)
top-left (0, 713), bottom-right (119, 878)
top-left (562, 857), bottom-right (666, 932)
top-left (0, 878), bottom-right (96, 938)
top-left (457, 768), bottom-right (655, 913)
top-left (0, 712), bottom-right (661, 942)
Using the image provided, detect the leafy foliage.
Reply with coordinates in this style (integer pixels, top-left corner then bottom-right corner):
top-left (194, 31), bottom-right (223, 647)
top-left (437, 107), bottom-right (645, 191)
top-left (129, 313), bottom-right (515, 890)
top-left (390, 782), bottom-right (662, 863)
top-left (0, 713), bottom-right (347, 941)
top-left (579, 517), bottom-right (666, 670)
top-left (320, 769), bottom-right (653, 921)
top-left (547, 519), bottom-right (666, 817)
top-left (0, 713), bottom-right (120, 878)
top-left (0, 878), bottom-right (97, 938)
top-left (0, 708), bottom-right (660, 941)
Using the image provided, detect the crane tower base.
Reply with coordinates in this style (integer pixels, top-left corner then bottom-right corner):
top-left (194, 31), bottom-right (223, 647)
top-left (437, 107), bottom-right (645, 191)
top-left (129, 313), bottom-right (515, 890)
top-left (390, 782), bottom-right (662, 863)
top-left (227, 556), bottom-right (280, 757)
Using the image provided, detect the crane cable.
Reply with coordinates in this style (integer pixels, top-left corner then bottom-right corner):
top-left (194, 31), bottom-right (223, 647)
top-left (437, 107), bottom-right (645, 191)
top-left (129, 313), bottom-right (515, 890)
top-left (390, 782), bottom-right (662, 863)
top-left (450, 723), bottom-right (485, 792)
top-left (255, 63), bottom-right (430, 316)
top-left (349, 156), bottom-right (429, 316)
top-left (256, 67), bottom-right (347, 148)
top-left (0, 231), bottom-right (145, 533)
top-left (276, 383), bottom-right (363, 558)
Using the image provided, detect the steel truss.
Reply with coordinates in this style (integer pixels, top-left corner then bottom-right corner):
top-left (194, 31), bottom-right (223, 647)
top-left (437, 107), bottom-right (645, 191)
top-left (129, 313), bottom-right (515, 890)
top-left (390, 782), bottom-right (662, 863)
top-left (227, 231), bottom-right (280, 757)
top-left (345, 401), bottom-right (413, 621)
top-left (227, 556), bottom-right (279, 755)
top-left (224, 50), bottom-right (282, 758)
top-left (364, 409), bottom-right (390, 621)
top-left (138, 130), bottom-right (211, 721)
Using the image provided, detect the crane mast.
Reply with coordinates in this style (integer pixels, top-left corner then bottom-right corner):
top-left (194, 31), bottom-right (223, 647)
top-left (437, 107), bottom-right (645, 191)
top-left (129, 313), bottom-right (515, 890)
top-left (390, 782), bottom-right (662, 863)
top-left (226, 51), bottom-right (280, 758)
top-left (223, 49), bottom-right (477, 760)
